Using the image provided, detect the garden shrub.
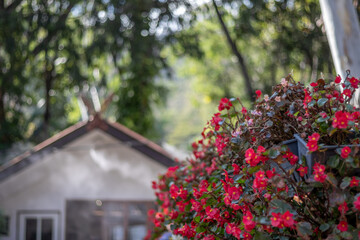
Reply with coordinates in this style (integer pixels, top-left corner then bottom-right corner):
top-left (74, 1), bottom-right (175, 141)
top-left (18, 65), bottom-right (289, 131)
top-left (149, 73), bottom-right (360, 240)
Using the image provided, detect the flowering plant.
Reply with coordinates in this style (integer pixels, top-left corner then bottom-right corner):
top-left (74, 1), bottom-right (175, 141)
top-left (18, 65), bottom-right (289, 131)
top-left (298, 70), bottom-right (360, 148)
top-left (149, 74), bottom-right (360, 240)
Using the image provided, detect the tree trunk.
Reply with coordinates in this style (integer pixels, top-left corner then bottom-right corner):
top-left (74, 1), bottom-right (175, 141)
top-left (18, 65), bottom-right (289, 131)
top-left (319, 0), bottom-right (360, 106)
top-left (212, 0), bottom-right (255, 101)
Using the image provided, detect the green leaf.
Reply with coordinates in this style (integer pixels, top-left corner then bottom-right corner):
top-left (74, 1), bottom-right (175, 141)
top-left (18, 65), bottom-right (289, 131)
top-left (248, 166), bottom-right (261, 174)
top-left (233, 174), bottom-right (243, 182)
top-left (340, 177), bottom-right (351, 189)
top-left (196, 226), bottom-right (206, 233)
top-left (194, 216), bottom-right (201, 223)
top-left (296, 222), bottom-right (313, 236)
top-left (268, 149), bottom-right (280, 159)
top-left (319, 223), bottom-right (330, 232)
top-left (345, 103), bottom-right (354, 112)
top-left (327, 156), bottom-right (339, 168)
top-left (265, 120), bottom-right (273, 127)
top-left (317, 98), bottom-right (328, 107)
top-left (345, 156), bottom-right (354, 164)
top-left (308, 100), bottom-right (316, 108)
top-left (257, 217), bottom-right (271, 225)
top-left (269, 199), bottom-right (295, 214)
top-left (253, 232), bottom-right (270, 239)
top-left (339, 231), bottom-right (353, 239)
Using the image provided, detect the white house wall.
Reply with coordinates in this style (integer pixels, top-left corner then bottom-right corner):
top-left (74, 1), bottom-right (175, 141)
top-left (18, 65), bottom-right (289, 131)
top-left (0, 129), bottom-right (168, 240)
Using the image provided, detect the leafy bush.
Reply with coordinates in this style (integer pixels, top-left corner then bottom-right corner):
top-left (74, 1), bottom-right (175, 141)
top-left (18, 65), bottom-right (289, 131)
top-left (149, 74), bottom-right (360, 240)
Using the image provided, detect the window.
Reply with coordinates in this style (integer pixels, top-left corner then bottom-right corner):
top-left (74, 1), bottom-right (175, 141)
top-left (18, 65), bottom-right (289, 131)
top-left (0, 215), bottom-right (9, 236)
top-left (66, 200), bottom-right (154, 240)
top-left (18, 212), bottom-right (59, 240)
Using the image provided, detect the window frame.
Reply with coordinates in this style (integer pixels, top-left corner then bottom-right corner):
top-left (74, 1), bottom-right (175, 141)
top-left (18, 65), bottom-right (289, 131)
top-left (65, 199), bottom-right (154, 240)
top-left (0, 215), bottom-right (10, 236)
top-left (17, 210), bottom-right (60, 240)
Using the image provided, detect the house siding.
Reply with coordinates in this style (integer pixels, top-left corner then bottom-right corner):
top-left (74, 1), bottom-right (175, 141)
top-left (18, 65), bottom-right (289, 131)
top-left (0, 130), bottom-right (167, 240)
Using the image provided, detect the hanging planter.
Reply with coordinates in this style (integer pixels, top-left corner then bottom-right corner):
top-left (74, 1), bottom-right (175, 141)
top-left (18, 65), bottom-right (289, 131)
top-left (294, 134), bottom-right (360, 176)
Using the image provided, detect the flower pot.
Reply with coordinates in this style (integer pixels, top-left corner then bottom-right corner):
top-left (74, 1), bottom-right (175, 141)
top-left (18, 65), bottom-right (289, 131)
top-left (270, 138), bottom-right (300, 181)
top-left (294, 134), bottom-right (360, 176)
top-left (282, 138), bottom-right (298, 156)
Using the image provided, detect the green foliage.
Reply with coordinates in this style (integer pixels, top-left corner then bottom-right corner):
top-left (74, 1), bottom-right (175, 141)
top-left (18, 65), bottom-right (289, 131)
top-left (0, 0), bottom-right (196, 150)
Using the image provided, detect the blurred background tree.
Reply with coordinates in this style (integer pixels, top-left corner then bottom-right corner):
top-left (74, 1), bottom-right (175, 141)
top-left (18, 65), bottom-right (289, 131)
top-left (1, 0), bottom-right (359, 158)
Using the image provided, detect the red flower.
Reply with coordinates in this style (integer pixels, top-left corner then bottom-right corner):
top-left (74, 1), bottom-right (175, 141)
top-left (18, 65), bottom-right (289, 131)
top-left (308, 132), bottom-right (320, 141)
top-left (297, 166), bottom-right (308, 177)
top-left (341, 146), bottom-right (351, 158)
top-left (169, 210), bottom-right (179, 220)
top-left (224, 194), bottom-right (231, 206)
top-left (253, 171), bottom-right (268, 192)
top-left (245, 148), bottom-right (261, 166)
top-left (266, 168), bottom-right (276, 179)
top-left (245, 148), bottom-right (255, 161)
top-left (349, 77), bottom-right (359, 88)
top-left (306, 140), bottom-right (318, 152)
top-left (314, 173), bottom-right (327, 183)
top-left (284, 151), bottom-right (299, 165)
top-left (354, 196), bottom-right (360, 211)
top-left (242, 107), bottom-right (247, 114)
top-left (232, 163), bottom-right (240, 175)
top-left (281, 211), bottom-right (295, 228)
top-left (210, 113), bottom-right (222, 131)
top-left (332, 111), bottom-right (349, 129)
top-left (263, 225), bottom-right (273, 233)
top-left (335, 75), bottom-right (341, 84)
top-left (337, 221), bottom-right (348, 232)
top-left (338, 201), bottom-right (348, 215)
top-left (313, 163), bottom-right (327, 183)
top-left (343, 89), bottom-right (352, 98)
top-left (320, 112), bottom-right (327, 118)
top-left (243, 211), bottom-right (256, 232)
top-left (255, 90), bottom-right (262, 99)
top-left (190, 199), bottom-right (202, 212)
top-left (225, 223), bottom-right (236, 234)
top-left (257, 145), bottom-right (266, 153)
top-left (255, 170), bottom-right (265, 179)
top-left (310, 82), bottom-right (318, 87)
top-left (223, 211), bottom-right (230, 219)
top-left (205, 206), bottom-right (220, 220)
top-left (218, 98), bottom-right (233, 111)
top-left (228, 186), bottom-right (242, 200)
top-left (271, 212), bottom-right (282, 228)
top-left (350, 176), bottom-right (359, 187)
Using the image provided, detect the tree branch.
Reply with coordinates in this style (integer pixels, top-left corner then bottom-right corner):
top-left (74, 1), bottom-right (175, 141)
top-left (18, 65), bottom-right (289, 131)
top-left (6, 0), bottom-right (23, 11)
top-left (212, 0), bottom-right (255, 101)
top-left (31, 3), bottom-right (74, 56)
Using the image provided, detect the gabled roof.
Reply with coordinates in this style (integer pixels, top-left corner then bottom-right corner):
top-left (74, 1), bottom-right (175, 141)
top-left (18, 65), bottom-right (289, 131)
top-left (0, 115), bottom-right (175, 182)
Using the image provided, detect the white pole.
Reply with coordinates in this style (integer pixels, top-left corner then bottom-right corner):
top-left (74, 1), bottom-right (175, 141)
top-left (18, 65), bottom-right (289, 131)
top-left (319, 0), bottom-right (360, 106)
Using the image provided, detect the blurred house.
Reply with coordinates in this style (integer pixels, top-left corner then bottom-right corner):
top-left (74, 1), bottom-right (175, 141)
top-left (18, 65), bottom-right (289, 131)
top-left (0, 115), bottom-right (174, 240)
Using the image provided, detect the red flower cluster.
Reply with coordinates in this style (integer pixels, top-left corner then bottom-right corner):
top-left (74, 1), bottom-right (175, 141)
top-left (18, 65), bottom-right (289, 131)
top-left (252, 170), bottom-right (268, 192)
top-left (218, 98), bottom-right (233, 111)
top-left (332, 111), bottom-right (350, 129)
top-left (271, 210), bottom-right (295, 229)
top-left (283, 150), bottom-right (298, 165)
top-left (306, 132), bottom-right (320, 152)
top-left (313, 162), bottom-right (327, 183)
top-left (225, 223), bottom-right (242, 239)
top-left (150, 75), bottom-right (360, 240)
top-left (245, 146), bottom-right (268, 167)
top-left (296, 165), bottom-right (308, 177)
